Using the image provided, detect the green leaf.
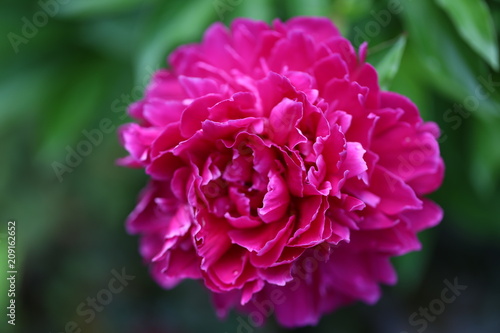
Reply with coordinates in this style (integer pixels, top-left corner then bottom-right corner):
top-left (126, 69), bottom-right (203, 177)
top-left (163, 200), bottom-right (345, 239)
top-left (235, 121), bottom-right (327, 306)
top-left (286, 0), bottom-right (332, 17)
top-left (392, 229), bottom-right (437, 296)
top-left (37, 62), bottom-right (110, 162)
top-left (401, 0), bottom-right (500, 118)
top-left (388, 47), bottom-right (433, 120)
top-left (333, 0), bottom-right (373, 19)
top-left (135, 0), bottom-right (216, 81)
top-left (370, 35), bottom-right (407, 90)
top-left (436, 0), bottom-right (499, 71)
top-left (0, 65), bottom-right (58, 131)
top-left (233, 0), bottom-right (274, 23)
top-left (470, 116), bottom-right (500, 195)
top-left (58, 0), bottom-right (155, 17)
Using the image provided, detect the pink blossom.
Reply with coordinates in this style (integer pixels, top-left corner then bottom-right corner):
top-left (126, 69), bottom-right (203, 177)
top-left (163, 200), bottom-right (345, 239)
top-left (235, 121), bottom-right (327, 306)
top-left (119, 17), bottom-right (444, 327)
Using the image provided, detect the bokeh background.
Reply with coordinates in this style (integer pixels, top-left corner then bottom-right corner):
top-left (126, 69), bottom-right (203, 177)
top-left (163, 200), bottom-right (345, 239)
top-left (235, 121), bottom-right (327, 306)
top-left (1, 0), bottom-right (500, 332)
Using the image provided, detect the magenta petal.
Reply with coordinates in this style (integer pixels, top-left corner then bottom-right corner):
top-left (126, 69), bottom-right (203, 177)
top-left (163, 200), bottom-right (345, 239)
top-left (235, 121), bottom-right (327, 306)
top-left (118, 123), bottom-right (161, 164)
top-left (202, 118), bottom-right (258, 140)
top-left (258, 170), bottom-right (290, 223)
top-left (319, 124), bottom-right (346, 175)
top-left (369, 166), bottom-right (422, 215)
top-left (380, 91), bottom-right (422, 126)
top-left (352, 63), bottom-right (379, 108)
top-left (228, 220), bottom-right (284, 252)
top-left (270, 281), bottom-right (322, 327)
top-left (290, 196), bottom-right (322, 241)
top-left (208, 92), bottom-right (258, 121)
top-left (226, 214), bottom-right (263, 229)
top-left (201, 23), bottom-right (241, 73)
top-left (281, 149), bottom-right (305, 197)
top-left (224, 156), bottom-right (252, 183)
top-left (326, 219), bottom-right (350, 245)
top-left (401, 198), bottom-right (443, 232)
top-left (160, 204), bottom-right (192, 240)
top-left (212, 290), bottom-right (240, 319)
top-left (170, 167), bottom-right (191, 201)
top-left (268, 31), bottom-right (316, 72)
top-left (228, 216), bottom-right (295, 259)
top-left (163, 247), bottom-right (202, 280)
top-left (351, 223), bottom-right (422, 255)
top-left (278, 16), bottom-right (341, 43)
top-left (258, 264), bottom-right (293, 286)
top-left (358, 208), bottom-right (400, 230)
top-left (149, 122), bottom-right (183, 158)
top-left (146, 151), bottom-right (184, 181)
top-left (367, 254), bottom-right (397, 285)
top-left (145, 69), bottom-right (186, 100)
top-left (340, 141), bottom-right (368, 179)
top-left (313, 54), bottom-right (349, 91)
top-left (178, 76), bottom-right (223, 98)
top-left (211, 249), bottom-right (247, 285)
top-left (321, 250), bottom-right (382, 304)
top-left (150, 259), bottom-right (182, 289)
top-left (250, 216), bottom-right (295, 267)
top-left (322, 37), bottom-right (358, 71)
top-left (143, 98), bottom-right (185, 126)
top-left (231, 18), bottom-right (271, 67)
top-left (269, 98), bottom-right (303, 146)
top-left (373, 123), bottom-right (442, 185)
top-left (228, 187), bottom-right (251, 216)
top-left (285, 70), bottom-right (314, 92)
top-left (342, 194), bottom-right (366, 212)
top-left (195, 212), bottom-right (232, 270)
top-left (139, 233), bottom-right (177, 263)
top-left (256, 72), bottom-right (297, 115)
top-left (125, 181), bottom-right (184, 234)
top-left (240, 279), bottom-right (265, 305)
top-left (408, 158), bottom-right (445, 195)
top-left (180, 94), bottom-right (222, 138)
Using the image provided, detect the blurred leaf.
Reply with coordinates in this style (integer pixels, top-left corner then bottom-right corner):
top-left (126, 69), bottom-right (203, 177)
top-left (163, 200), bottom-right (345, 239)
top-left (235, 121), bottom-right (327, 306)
top-left (393, 229), bottom-right (436, 295)
top-left (37, 62), bottom-right (110, 161)
top-left (333, 0), bottom-right (373, 34)
top-left (58, 0), bottom-right (156, 17)
top-left (235, 0), bottom-right (274, 22)
top-left (135, 0), bottom-right (216, 81)
top-left (436, 0), bottom-right (499, 70)
top-left (333, 0), bottom-right (373, 19)
top-left (370, 35), bottom-right (407, 90)
top-left (434, 96), bottom-right (500, 237)
top-left (401, 0), bottom-right (500, 118)
top-left (79, 17), bottom-right (142, 60)
top-left (470, 116), bottom-right (500, 194)
top-left (0, 66), bottom-right (58, 131)
top-left (286, 0), bottom-right (332, 17)
top-left (438, 182), bottom-right (500, 238)
top-left (388, 46), bottom-right (433, 120)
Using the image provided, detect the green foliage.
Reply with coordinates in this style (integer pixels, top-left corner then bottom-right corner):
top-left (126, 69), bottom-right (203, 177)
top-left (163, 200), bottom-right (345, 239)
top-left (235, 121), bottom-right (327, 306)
top-left (436, 0), bottom-right (499, 70)
top-left (58, 0), bottom-right (157, 17)
top-left (401, 0), bottom-right (499, 117)
top-left (135, 0), bottom-right (217, 79)
top-left (370, 35), bottom-right (407, 89)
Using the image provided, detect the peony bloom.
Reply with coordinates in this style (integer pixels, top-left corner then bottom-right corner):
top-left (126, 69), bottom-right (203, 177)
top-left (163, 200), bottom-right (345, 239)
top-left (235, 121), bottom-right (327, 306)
top-left (119, 17), bottom-right (444, 327)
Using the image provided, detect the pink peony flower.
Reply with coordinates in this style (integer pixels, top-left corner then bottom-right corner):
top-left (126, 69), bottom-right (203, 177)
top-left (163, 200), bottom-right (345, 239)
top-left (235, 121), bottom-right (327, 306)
top-left (119, 17), bottom-right (444, 327)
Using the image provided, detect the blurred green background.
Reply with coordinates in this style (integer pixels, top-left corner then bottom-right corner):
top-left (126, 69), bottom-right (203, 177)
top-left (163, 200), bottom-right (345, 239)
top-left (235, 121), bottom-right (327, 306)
top-left (1, 0), bottom-right (500, 332)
